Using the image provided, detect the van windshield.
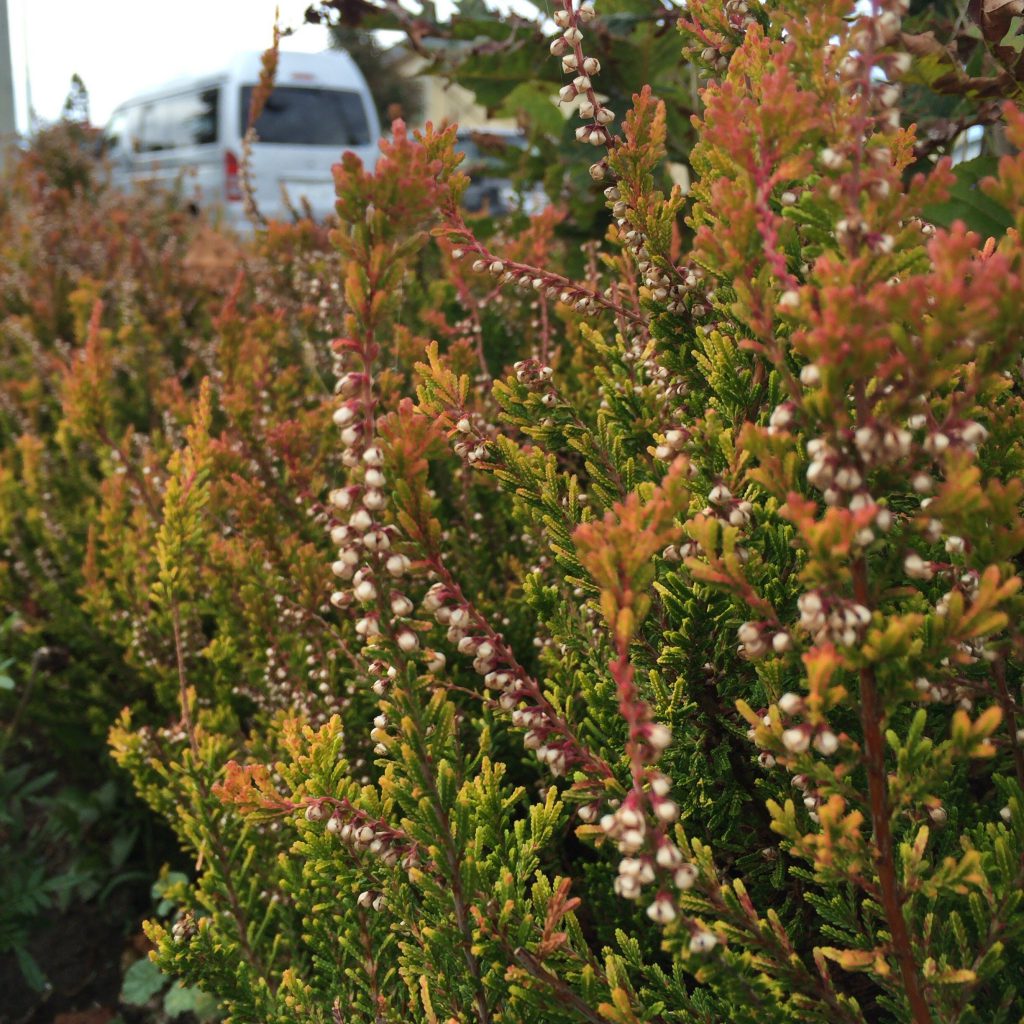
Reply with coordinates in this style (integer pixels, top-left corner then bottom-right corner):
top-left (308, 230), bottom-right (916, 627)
top-left (241, 86), bottom-right (370, 146)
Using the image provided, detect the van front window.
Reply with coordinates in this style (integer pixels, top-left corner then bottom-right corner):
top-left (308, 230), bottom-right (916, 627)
top-left (241, 87), bottom-right (370, 146)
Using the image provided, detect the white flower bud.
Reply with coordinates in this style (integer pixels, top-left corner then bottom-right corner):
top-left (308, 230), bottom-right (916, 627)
top-left (738, 622), bottom-right (760, 645)
top-left (782, 727), bottom-right (810, 753)
top-left (655, 800), bottom-right (679, 823)
top-left (778, 692), bottom-right (802, 715)
top-left (656, 843), bottom-right (682, 868)
top-left (350, 509), bottom-right (372, 531)
top-left (396, 628), bottom-right (419, 652)
top-left (647, 723), bottom-right (672, 751)
top-left (800, 364), bottom-right (821, 386)
top-left (363, 529), bottom-right (390, 552)
top-left (385, 554), bottom-right (409, 577)
top-left (650, 776), bottom-right (671, 797)
top-left (618, 806), bottom-right (642, 829)
top-left (890, 52), bottom-right (912, 75)
top-left (814, 730), bottom-right (838, 756)
top-left (674, 863), bottom-right (698, 890)
top-left (615, 875), bottom-right (641, 899)
top-left (647, 897), bottom-right (677, 924)
top-left (820, 147), bottom-right (844, 170)
top-left (904, 553), bottom-right (933, 580)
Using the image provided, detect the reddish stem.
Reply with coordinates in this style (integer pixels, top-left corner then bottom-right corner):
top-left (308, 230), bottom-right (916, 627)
top-left (426, 554), bottom-right (617, 788)
top-left (444, 213), bottom-right (645, 326)
top-left (852, 558), bottom-right (933, 1024)
top-left (994, 656), bottom-right (1024, 792)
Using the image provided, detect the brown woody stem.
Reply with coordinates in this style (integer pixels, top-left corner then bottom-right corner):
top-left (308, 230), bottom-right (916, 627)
top-left (852, 558), bottom-right (932, 1024)
top-left (994, 656), bottom-right (1024, 792)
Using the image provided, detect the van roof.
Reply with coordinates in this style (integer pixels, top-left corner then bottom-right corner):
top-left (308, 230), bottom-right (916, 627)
top-left (110, 50), bottom-right (365, 110)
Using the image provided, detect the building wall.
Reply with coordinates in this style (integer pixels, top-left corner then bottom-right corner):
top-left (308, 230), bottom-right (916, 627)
top-left (391, 51), bottom-right (517, 131)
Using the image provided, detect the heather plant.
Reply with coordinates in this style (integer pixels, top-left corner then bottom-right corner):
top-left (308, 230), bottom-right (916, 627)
top-left (29, 2), bottom-right (1024, 1024)
top-left (0, 118), bottom-right (346, 1007)
top-left (0, 121), bottom-right (233, 1009)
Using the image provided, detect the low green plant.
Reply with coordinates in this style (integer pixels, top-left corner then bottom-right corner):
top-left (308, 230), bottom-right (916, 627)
top-left (0, 759), bottom-right (148, 992)
top-left (121, 873), bottom-right (218, 1023)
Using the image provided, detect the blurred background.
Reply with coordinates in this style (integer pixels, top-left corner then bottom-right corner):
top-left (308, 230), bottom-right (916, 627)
top-left (5, 1), bottom-right (331, 132)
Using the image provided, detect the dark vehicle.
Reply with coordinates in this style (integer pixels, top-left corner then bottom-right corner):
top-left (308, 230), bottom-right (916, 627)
top-left (456, 128), bottom-right (546, 215)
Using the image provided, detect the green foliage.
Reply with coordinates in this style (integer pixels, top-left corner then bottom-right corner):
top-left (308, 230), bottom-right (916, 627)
top-left (122, 952), bottom-right (219, 1020)
top-left (8, 3), bottom-right (1024, 1023)
top-left (0, 759), bottom-right (148, 992)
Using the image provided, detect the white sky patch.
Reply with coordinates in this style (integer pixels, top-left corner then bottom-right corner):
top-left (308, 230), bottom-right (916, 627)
top-left (9, 0), bottom-right (330, 130)
top-left (8, 0), bottom-right (548, 132)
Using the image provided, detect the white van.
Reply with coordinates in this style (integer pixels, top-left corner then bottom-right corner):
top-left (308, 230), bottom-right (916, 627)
top-left (103, 50), bottom-right (381, 230)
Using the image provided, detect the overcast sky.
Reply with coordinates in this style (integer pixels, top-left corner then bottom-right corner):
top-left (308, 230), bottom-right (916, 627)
top-left (6, 0), bottom-right (546, 132)
top-left (9, 0), bottom-right (332, 130)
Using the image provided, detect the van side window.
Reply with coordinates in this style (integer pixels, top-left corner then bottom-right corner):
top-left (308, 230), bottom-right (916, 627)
top-left (241, 87), bottom-right (370, 146)
top-left (187, 89), bottom-right (219, 146)
top-left (137, 88), bottom-right (220, 152)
